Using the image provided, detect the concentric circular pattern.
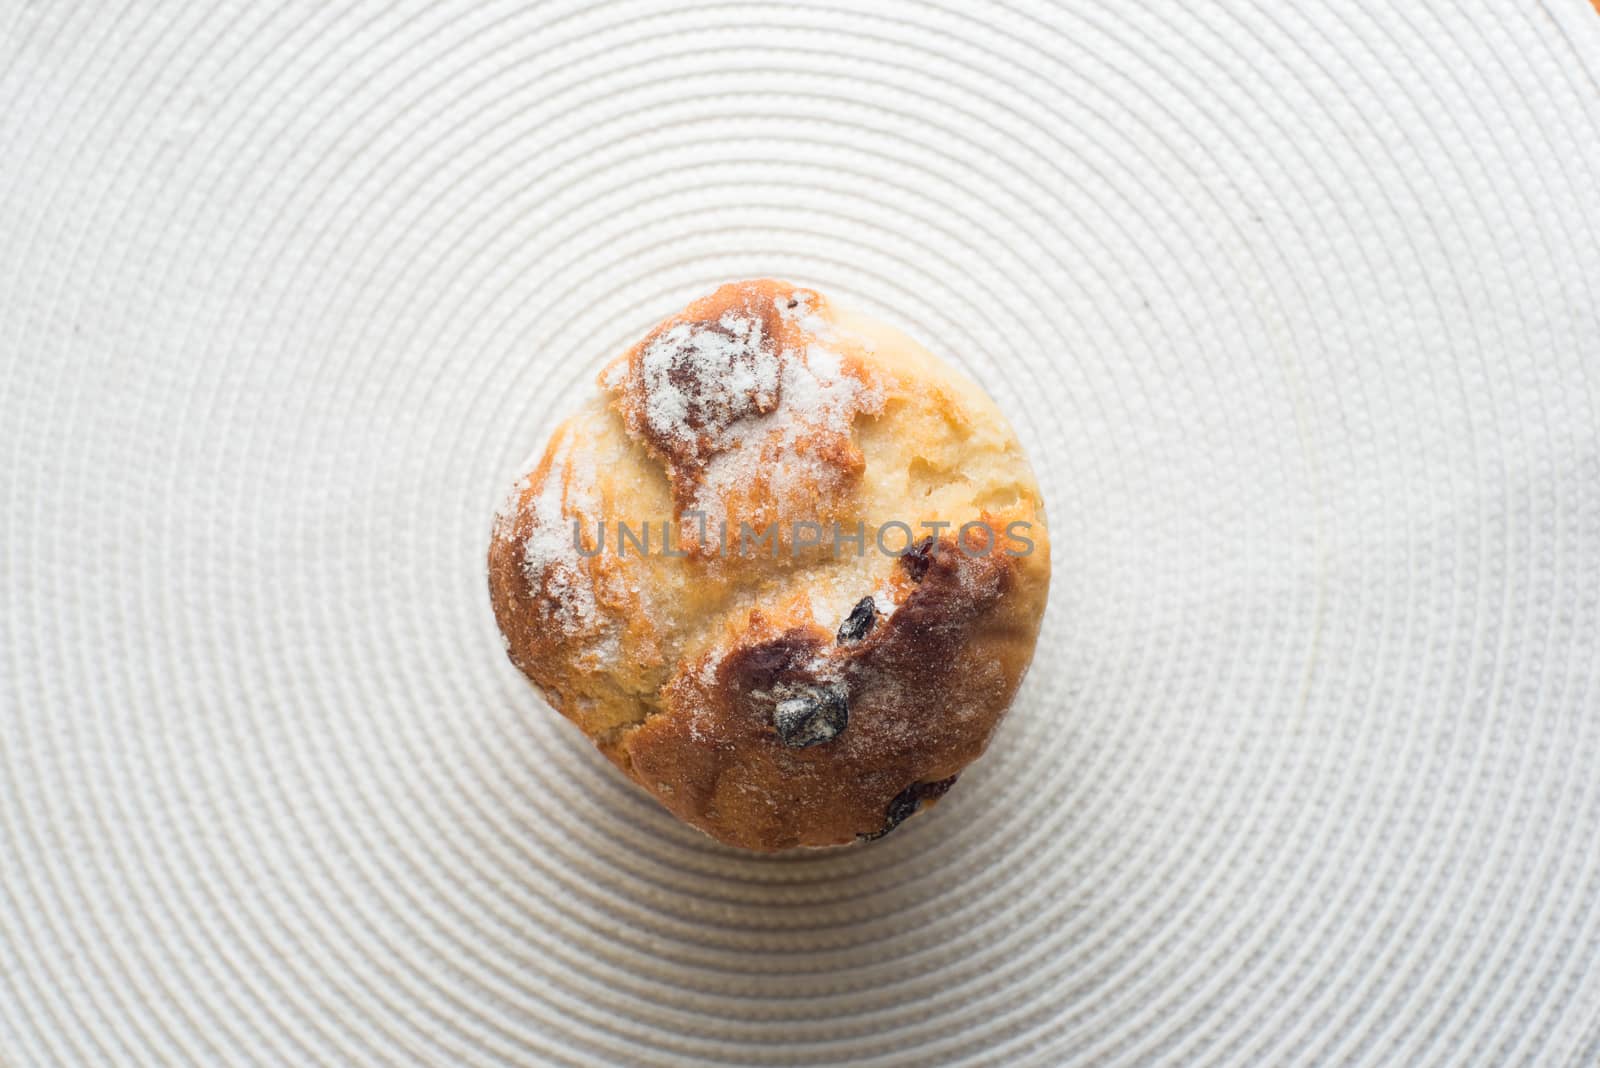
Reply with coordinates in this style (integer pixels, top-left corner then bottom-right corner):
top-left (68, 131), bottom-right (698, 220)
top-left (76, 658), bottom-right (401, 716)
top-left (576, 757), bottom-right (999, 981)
top-left (3, 2), bottom-right (1599, 1065)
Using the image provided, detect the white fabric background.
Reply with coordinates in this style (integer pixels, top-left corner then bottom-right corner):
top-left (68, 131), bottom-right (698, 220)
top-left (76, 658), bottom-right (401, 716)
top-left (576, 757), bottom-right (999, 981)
top-left (4, 2), bottom-right (1600, 1065)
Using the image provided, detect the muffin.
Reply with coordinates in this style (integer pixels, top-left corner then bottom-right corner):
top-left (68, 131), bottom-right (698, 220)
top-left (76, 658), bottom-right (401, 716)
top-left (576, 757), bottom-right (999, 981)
top-left (488, 279), bottom-right (1049, 850)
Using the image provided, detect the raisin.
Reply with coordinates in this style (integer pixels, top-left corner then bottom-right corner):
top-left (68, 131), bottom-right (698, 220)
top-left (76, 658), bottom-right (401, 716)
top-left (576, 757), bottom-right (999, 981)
top-left (900, 536), bottom-right (935, 581)
top-left (859, 775), bottom-right (959, 840)
top-left (836, 596), bottom-right (877, 644)
top-left (772, 682), bottom-right (848, 748)
top-left (739, 634), bottom-right (817, 686)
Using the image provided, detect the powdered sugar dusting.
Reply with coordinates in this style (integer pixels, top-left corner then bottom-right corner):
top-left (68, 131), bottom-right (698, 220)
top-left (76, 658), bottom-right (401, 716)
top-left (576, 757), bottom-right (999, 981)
top-left (606, 280), bottom-right (884, 551)
top-left (519, 435), bottom-right (601, 636)
top-left (685, 336), bottom-right (874, 531)
top-left (778, 289), bottom-right (832, 337)
top-left (640, 312), bottom-right (779, 447)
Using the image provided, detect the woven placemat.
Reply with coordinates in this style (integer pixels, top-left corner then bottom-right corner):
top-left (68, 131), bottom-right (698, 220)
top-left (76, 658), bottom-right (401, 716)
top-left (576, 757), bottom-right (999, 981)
top-left (4, 2), bottom-right (1599, 1064)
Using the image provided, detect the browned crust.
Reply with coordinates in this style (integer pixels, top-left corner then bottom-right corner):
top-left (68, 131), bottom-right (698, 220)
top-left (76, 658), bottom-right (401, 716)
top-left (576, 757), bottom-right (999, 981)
top-left (599, 279), bottom-right (880, 555)
top-left (488, 281), bottom-right (1049, 851)
top-left (486, 427), bottom-right (659, 734)
top-left (608, 533), bottom-right (1041, 850)
top-left (605, 279), bottom-right (799, 481)
top-left (487, 427), bottom-right (570, 697)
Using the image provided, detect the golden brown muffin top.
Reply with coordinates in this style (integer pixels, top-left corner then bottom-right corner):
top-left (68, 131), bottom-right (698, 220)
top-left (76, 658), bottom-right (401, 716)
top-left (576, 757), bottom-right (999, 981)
top-left (489, 279), bottom-right (1050, 850)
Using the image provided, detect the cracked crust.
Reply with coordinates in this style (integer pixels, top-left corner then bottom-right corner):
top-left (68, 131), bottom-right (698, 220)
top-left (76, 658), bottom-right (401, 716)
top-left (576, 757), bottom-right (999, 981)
top-left (600, 280), bottom-right (883, 556)
top-left (488, 280), bottom-right (1050, 850)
